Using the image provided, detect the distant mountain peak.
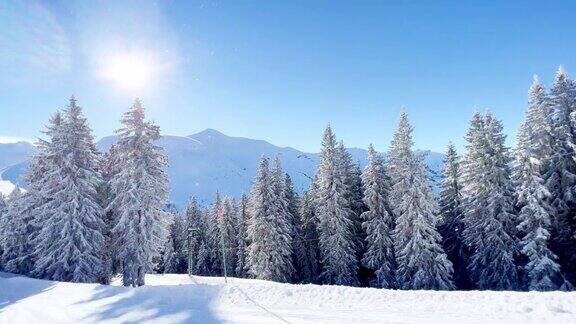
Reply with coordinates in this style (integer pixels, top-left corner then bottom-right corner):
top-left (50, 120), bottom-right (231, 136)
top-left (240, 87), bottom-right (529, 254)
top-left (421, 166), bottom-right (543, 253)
top-left (190, 128), bottom-right (227, 139)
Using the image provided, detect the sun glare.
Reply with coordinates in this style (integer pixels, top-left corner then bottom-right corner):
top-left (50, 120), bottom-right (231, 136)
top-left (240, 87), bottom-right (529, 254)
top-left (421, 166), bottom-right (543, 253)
top-left (103, 53), bottom-right (154, 90)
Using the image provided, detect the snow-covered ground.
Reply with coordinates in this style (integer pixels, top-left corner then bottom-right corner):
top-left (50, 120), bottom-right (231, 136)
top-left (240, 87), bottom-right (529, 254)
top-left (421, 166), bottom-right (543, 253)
top-left (0, 272), bottom-right (575, 324)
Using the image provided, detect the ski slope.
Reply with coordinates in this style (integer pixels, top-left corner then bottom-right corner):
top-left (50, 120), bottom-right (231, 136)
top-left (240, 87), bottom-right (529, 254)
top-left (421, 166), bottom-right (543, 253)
top-left (0, 272), bottom-right (574, 323)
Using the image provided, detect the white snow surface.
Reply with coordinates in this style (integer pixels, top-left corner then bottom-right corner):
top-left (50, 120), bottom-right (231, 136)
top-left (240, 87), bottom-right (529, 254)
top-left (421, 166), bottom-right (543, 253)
top-left (0, 272), bottom-right (575, 323)
top-left (0, 180), bottom-right (17, 196)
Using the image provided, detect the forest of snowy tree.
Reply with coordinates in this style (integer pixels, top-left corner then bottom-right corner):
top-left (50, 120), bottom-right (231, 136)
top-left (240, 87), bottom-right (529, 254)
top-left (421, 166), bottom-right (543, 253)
top-left (1, 67), bottom-right (576, 291)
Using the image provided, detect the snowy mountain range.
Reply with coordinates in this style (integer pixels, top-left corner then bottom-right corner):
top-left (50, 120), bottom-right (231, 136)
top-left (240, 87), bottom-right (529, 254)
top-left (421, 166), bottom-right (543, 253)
top-left (0, 129), bottom-right (443, 208)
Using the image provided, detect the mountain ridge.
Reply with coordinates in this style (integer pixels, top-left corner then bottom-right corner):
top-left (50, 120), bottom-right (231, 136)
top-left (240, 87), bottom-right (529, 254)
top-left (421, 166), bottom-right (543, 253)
top-left (1, 129), bottom-right (444, 207)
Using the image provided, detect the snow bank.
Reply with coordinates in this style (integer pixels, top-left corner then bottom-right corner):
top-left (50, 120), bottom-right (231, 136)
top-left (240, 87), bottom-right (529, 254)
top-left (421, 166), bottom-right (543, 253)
top-left (1, 272), bottom-right (575, 323)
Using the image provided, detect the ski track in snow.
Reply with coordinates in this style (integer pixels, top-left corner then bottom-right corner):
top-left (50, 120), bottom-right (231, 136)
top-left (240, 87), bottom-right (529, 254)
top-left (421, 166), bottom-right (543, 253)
top-left (1, 273), bottom-right (575, 323)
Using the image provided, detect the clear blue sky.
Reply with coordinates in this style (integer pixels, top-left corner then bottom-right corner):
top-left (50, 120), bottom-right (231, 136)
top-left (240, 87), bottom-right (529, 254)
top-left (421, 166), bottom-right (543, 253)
top-left (0, 0), bottom-right (575, 153)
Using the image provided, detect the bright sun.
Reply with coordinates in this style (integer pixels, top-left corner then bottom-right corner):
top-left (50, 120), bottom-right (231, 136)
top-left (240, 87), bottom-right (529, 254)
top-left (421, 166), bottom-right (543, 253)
top-left (103, 53), bottom-right (153, 90)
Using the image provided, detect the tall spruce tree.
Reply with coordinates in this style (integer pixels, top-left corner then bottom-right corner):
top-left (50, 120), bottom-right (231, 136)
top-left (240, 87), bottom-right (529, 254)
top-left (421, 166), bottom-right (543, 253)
top-left (218, 196), bottom-right (239, 277)
top-left (314, 125), bottom-right (359, 286)
top-left (246, 156), bottom-right (294, 282)
top-left (337, 142), bottom-right (365, 262)
top-left (235, 194), bottom-right (249, 278)
top-left (109, 99), bottom-right (169, 287)
top-left (547, 67), bottom-right (576, 283)
top-left (1, 114), bottom-right (67, 275)
top-left (461, 112), bottom-right (519, 290)
top-left (389, 112), bottom-right (454, 290)
top-left (515, 77), bottom-right (568, 291)
top-left (207, 193), bottom-right (223, 273)
top-left (23, 113), bottom-right (68, 277)
top-left (163, 209), bottom-right (188, 274)
top-left (184, 197), bottom-right (202, 274)
top-left (4, 113), bottom-right (66, 276)
top-left (437, 143), bottom-right (470, 289)
top-left (162, 213), bottom-right (177, 273)
top-left (98, 144), bottom-right (123, 283)
top-left (0, 194), bottom-right (6, 268)
top-left (299, 190), bottom-right (321, 283)
top-left (270, 158), bottom-right (296, 281)
top-left (361, 144), bottom-right (395, 288)
top-left (0, 186), bottom-right (24, 272)
top-left (460, 113), bottom-right (486, 249)
top-left (285, 174), bottom-right (307, 283)
top-left (32, 98), bottom-right (105, 282)
top-left (193, 207), bottom-right (215, 276)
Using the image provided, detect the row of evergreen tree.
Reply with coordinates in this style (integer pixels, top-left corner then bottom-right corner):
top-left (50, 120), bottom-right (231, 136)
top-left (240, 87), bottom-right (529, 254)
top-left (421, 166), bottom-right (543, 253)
top-left (0, 98), bottom-right (169, 287)
top-left (1, 67), bottom-right (575, 291)
top-left (169, 67), bottom-right (576, 291)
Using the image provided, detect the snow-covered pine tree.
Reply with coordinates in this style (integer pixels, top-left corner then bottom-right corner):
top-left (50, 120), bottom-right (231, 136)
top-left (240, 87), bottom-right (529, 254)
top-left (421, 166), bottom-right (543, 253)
top-left (389, 112), bottom-right (454, 290)
top-left (351, 164), bottom-right (367, 218)
top-left (338, 142), bottom-right (365, 224)
top-left (98, 144), bottom-right (122, 283)
top-left (269, 157), bottom-right (295, 281)
top-left (461, 112), bottom-right (519, 290)
top-left (388, 111), bottom-right (413, 217)
top-left (163, 208), bottom-right (188, 274)
top-left (3, 113), bottom-right (65, 276)
top-left (23, 113), bottom-right (68, 275)
top-left (193, 207), bottom-right (214, 276)
top-left (0, 194), bottom-right (5, 216)
top-left (247, 156), bottom-right (294, 282)
top-left (515, 77), bottom-right (569, 291)
top-left (1, 114), bottom-right (65, 275)
top-left (285, 174), bottom-right (307, 283)
top-left (0, 186), bottom-right (24, 272)
top-left (31, 97), bottom-right (105, 282)
top-left (109, 99), bottom-right (169, 287)
top-left (235, 194), bottom-right (249, 278)
top-left (218, 196), bottom-right (239, 277)
top-left (522, 77), bottom-right (555, 170)
top-left (174, 206), bottom-right (189, 273)
top-left (246, 157), bottom-right (274, 279)
top-left (183, 197), bottom-right (202, 274)
top-left (336, 142), bottom-right (365, 259)
top-left (207, 193), bottom-right (223, 274)
top-left (387, 111), bottom-right (415, 247)
top-left (437, 143), bottom-right (470, 289)
top-left (162, 214), bottom-right (177, 273)
top-left (459, 113), bottom-right (486, 249)
top-left (314, 125), bottom-right (359, 286)
top-left (298, 190), bottom-right (321, 283)
top-left (0, 193), bottom-right (6, 268)
top-left (360, 144), bottom-right (395, 288)
top-left (547, 67), bottom-right (576, 283)
top-left (185, 198), bottom-right (203, 235)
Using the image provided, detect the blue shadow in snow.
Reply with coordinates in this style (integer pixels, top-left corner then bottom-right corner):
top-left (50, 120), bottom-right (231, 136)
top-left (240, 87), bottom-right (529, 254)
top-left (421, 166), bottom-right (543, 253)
top-left (0, 272), bottom-right (56, 311)
top-left (74, 280), bottom-right (223, 323)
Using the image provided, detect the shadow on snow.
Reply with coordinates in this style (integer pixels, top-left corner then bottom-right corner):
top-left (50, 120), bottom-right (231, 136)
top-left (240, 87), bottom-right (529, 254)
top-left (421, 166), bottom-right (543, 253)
top-left (74, 279), bottom-right (223, 323)
top-left (0, 272), bottom-right (56, 311)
